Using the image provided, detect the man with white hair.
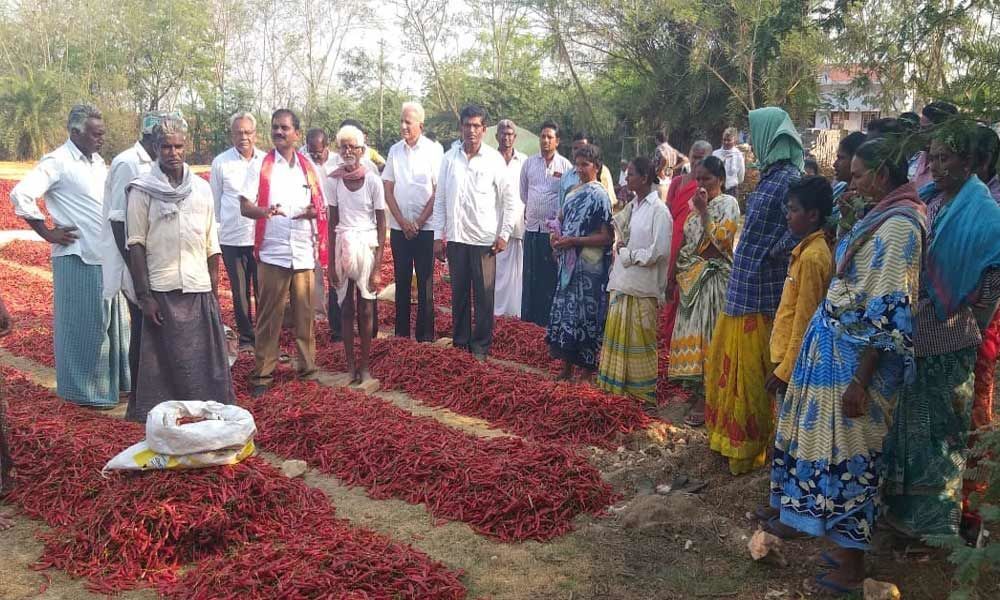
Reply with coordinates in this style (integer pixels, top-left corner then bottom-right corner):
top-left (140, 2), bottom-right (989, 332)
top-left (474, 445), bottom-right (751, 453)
top-left (10, 104), bottom-right (130, 408)
top-left (210, 111), bottom-right (265, 351)
top-left (382, 101), bottom-right (443, 340)
top-left (240, 109), bottom-right (327, 397)
top-left (125, 116), bottom-right (235, 422)
top-left (433, 104), bottom-right (516, 360)
top-left (493, 118), bottom-right (526, 317)
top-left (101, 109), bottom-right (177, 403)
top-left (306, 126), bottom-right (378, 339)
top-left (327, 125), bottom-right (386, 383)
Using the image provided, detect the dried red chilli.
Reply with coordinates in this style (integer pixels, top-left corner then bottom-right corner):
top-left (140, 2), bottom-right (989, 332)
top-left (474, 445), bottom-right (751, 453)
top-left (242, 372), bottom-right (617, 541)
top-left (314, 338), bottom-right (657, 449)
top-left (0, 179), bottom-right (52, 230)
top-left (0, 239), bottom-right (51, 268)
top-left (1, 367), bottom-right (466, 598)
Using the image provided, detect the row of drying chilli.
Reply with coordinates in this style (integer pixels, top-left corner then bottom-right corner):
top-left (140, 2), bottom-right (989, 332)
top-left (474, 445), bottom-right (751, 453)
top-left (2, 365), bottom-right (468, 598)
top-left (2, 263), bottom-right (619, 541)
top-left (1, 240), bottom-right (660, 447)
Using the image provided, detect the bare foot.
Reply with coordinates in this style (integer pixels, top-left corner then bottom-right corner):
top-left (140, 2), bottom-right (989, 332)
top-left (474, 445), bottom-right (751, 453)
top-left (358, 369), bottom-right (373, 383)
top-left (0, 510), bottom-right (14, 531)
top-left (556, 363), bottom-right (573, 381)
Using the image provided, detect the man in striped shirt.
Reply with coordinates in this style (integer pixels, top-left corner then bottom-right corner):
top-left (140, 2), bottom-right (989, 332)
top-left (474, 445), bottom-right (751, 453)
top-left (519, 121), bottom-right (572, 326)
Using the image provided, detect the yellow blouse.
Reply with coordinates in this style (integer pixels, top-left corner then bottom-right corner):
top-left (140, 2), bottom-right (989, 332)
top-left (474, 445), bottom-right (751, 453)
top-left (769, 230), bottom-right (833, 382)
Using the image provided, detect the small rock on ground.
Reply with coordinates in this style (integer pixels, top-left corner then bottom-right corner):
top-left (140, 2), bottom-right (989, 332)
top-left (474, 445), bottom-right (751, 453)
top-left (280, 459), bottom-right (308, 478)
top-left (863, 578), bottom-right (901, 600)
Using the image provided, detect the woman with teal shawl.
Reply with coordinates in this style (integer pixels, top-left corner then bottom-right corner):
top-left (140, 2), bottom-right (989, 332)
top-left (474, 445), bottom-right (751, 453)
top-left (884, 121), bottom-right (1000, 540)
top-left (704, 107), bottom-right (802, 474)
top-left (546, 144), bottom-right (613, 382)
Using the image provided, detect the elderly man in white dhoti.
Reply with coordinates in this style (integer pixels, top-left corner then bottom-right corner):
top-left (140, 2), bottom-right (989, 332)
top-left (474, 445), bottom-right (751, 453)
top-left (327, 125), bottom-right (386, 384)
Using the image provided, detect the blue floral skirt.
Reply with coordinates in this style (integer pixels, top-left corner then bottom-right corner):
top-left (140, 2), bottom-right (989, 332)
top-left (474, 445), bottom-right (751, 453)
top-left (546, 258), bottom-right (609, 370)
top-left (769, 310), bottom-right (906, 550)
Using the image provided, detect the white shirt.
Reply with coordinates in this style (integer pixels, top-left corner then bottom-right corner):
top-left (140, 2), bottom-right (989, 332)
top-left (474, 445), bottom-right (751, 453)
top-left (100, 142), bottom-right (154, 300)
top-left (210, 146), bottom-right (265, 247)
top-left (10, 140), bottom-right (107, 265)
top-left (432, 143), bottom-right (516, 245)
top-left (126, 165), bottom-right (221, 293)
top-left (240, 151), bottom-right (317, 270)
top-left (520, 152), bottom-right (572, 232)
top-left (607, 191), bottom-right (673, 299)
top-left (499, 150), bottom-right (527, 240)
top-left (381, 135), bottom-right (443, 231)
top-left (106, 142), bottom-right (154, 223)
top-left (712, 147), bottom-right (746, 190)
top-left (327, 171), bottom-right (385, 232)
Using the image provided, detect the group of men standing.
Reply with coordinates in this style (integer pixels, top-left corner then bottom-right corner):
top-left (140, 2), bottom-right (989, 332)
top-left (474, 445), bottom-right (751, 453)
top-left (9, 100), bottom-right (589, 418)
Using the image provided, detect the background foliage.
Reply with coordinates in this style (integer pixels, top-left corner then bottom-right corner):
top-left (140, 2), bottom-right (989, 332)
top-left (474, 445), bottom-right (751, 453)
top-left (0, 0), bottom-right (997, 166)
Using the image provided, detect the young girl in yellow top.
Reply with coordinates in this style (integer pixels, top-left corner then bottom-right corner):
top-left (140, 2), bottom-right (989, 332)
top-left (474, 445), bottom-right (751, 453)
top-left (765, 176), bottom-right (834, 399)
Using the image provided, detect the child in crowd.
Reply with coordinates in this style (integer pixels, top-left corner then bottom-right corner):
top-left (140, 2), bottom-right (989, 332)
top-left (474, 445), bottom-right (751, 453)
top-left (764, 176), bottom-right (834, 401)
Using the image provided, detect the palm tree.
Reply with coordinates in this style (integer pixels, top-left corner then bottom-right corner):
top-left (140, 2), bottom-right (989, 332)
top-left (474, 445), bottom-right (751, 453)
top-left (0, 71), bottom-right (64, 160)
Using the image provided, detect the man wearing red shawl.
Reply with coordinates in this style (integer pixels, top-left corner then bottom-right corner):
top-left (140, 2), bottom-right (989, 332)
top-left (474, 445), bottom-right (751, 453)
top-left (240, 109), bottom-right (328, 397)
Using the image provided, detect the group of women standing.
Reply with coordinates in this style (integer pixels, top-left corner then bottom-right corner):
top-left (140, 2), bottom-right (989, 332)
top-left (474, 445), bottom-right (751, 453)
top-left (546, 105), bottom-right (1000, 595)
top-left (765, 113), bottom-right (999, 593)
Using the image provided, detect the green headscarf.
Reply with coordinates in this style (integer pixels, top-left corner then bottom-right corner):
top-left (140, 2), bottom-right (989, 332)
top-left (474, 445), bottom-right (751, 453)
top-left (748, 107), bottom-right (804, 171)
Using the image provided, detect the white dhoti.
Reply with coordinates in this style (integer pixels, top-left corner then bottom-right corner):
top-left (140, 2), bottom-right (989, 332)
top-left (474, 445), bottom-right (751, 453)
top-left (494, 237), bottom-right (523, 317)
top-left (334, 228), bottom-right (378, 306)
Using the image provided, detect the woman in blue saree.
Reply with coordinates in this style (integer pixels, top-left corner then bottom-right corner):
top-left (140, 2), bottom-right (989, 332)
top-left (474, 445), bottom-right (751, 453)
top-left (546, 144), bottom-right (613, 382)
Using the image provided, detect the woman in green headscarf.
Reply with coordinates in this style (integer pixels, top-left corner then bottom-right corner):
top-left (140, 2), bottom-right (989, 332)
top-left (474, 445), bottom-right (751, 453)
top-left (703, 107), bottom-right (803, 475)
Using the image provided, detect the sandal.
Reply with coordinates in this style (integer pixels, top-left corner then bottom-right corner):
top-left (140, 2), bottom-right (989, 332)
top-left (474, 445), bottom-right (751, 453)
top-left (683, 411), bottom-right (705, 427)
top-left (818, 551), bottom-right (841, 570)
top-left (762, 516), bottom-right (807, 540)
top-left (802, 574), bottom-right (861, 597)
top-left (753, 506), bottom-right (779, 522)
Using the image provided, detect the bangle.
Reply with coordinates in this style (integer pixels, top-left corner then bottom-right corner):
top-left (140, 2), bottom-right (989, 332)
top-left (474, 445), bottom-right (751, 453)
top-left (851, 375), bottom-right (864, 387)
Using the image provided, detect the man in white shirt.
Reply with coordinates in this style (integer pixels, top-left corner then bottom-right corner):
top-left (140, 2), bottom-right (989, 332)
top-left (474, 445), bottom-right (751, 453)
top-left (493, 119), bottom-right (526, 317)
top-left (210, 111), bottom-right (264, 351)
top-left (432, 105), bottom-right (516, 359)
top-left (712, 127), bottom-right (746, 196)
top-left (101, 110), bottom-right (171, 402)
top-left (10, 104), bottom-right (129, 408)
top-left (520, 120), bottom-right (572, 326)
top-left (125, 116), bottom-right (235, 422)
top-left (240, 109), bottom-right (326, 396)
top-left (382, 101), bottom-right (443, 341)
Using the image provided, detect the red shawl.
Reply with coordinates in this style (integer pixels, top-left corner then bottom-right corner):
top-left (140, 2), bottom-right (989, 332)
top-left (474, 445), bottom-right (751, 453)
top-left (665, 175), bottom-right (698, 282)
top-left (254, 150), bottom-right (328, 267)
